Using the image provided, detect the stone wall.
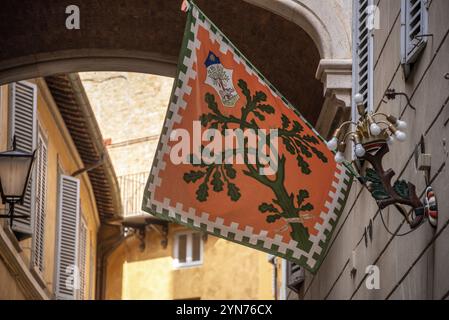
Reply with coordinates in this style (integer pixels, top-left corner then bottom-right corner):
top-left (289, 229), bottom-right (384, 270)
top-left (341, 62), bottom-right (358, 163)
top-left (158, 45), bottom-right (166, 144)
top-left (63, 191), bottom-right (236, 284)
top-left (304, 0), bottom-right (449, 300)
top-left (80, 72), bottom-right (173, 178)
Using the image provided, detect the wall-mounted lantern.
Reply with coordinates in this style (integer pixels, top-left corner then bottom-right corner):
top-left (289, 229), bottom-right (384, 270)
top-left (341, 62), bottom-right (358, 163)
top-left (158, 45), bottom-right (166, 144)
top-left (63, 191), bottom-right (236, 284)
top-left (326, 94), bottom-right (438, 229)
top-left (0, 137), bottom-right (36, 228)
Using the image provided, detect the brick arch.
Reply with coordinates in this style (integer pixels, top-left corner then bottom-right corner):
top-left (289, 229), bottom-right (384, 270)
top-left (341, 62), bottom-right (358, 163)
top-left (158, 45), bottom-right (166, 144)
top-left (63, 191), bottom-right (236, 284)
top-left (0, 0), bottom-right (351, 125)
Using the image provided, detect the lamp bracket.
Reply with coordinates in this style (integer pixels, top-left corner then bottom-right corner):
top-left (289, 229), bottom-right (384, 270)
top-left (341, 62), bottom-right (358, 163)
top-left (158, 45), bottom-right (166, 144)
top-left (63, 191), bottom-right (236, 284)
top-left (384, 88), bottom-right (416, 110)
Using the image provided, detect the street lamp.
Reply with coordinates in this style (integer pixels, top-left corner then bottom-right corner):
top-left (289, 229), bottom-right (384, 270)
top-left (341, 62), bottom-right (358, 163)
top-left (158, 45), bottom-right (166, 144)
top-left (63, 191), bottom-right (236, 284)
top-left (0, 137), bottom-right (36, 228)
top-left (325, 93), bottom-right (438, 230)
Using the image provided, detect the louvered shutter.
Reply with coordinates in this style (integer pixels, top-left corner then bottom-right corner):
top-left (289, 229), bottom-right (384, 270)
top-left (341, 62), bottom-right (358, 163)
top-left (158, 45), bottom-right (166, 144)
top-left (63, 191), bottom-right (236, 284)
top-left (352, 0), bottom-right (374, 113)
top-left (9, 81), bottom-right (37, 238)
top-left (32, 132), bottom-right (48, 274)
top-left (286, 261), bottom-right (304, 293)
top-left (55, 175), bottom-right (80, 300)
top-left (78, 218), bottom-right (88, 300)
top-left (401, 0), bottom-right (428, 65)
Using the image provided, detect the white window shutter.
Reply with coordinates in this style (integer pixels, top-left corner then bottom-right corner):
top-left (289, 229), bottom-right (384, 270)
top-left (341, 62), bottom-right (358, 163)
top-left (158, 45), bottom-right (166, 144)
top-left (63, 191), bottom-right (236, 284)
top-left (352, 0), bottom-right (374, 115)
top-left (9, 81), bottom-right (37, 238)
top-left (32, 132), bottom-right (48, 274)
top-left (401, 0), bottom-right (428, 65)
top-left (78, 218), bottom-right (88, 300)
top-left (55, 175), bottom-right (80, 300)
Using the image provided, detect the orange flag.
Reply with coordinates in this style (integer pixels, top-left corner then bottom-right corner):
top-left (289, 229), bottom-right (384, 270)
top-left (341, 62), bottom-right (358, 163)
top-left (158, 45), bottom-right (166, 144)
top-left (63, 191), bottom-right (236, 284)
top-left (142, 1), bottom-right (353, 273)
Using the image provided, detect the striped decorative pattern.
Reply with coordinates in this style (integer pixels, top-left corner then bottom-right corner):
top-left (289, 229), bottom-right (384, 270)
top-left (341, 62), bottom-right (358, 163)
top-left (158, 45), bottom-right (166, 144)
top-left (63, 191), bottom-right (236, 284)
top-left (10, 81), bottom-right (37, 237)
top-left (55, 175), bottom-right (80, 300)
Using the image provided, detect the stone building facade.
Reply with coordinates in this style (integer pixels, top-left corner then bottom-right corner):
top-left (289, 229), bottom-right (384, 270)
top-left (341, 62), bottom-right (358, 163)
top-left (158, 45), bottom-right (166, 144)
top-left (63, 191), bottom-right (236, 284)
top-left (303, 0), bottom-right (449, 300)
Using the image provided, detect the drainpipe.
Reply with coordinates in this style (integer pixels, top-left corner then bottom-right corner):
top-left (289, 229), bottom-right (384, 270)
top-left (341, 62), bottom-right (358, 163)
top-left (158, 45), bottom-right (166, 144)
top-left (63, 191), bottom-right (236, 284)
top-left (96, 224), bottom-right (130, 300)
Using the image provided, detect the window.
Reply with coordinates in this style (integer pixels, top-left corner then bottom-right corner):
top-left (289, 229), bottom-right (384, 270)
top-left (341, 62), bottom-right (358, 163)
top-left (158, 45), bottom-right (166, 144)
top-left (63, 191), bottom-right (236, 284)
top-left (55, 175), bottom-right (80, 300)
top-left (352, 0), bottom-right (374, 117)
top-left (401, 0), bottom-right (428, 67)
top-left (31, 128), bottom-right (48, 274)
top-left (173, 231), bottom-right (203, 268)
top-left (9, 81), bottom-right (37, 239)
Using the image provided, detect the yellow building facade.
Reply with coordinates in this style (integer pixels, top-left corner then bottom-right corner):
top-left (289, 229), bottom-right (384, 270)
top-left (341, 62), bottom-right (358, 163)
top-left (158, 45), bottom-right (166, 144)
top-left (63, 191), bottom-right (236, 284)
top-left (0, 76), bottom-right (121, 300)
top-left (106, 224), bottom-right (275, 300)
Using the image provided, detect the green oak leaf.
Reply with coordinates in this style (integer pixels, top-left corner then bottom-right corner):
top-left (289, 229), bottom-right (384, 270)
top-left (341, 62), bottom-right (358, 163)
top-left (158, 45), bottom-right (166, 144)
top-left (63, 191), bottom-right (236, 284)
top-left (296, 190), bottom-right (310, 205)
top-left (300, 203), bottom-right (314, 212)
top-left (258, 104), bottom-right (275, 114)
top-left (224, 165), bottom-right (237, 179)
top-left (211, 170), bottom-right (224, 192)
top-left (283, 138), bottom-right (295, 155)
top-left (266, 215), bottom-right (282, 223)
top-left (292, 120), bottom-right (304, 133)
top-left (310, 146), bottom-right (328, 163)
top-left (205, 93), bottom-right (219, 112)
top-left (227, 183), bottom-right (241, 202)
top-left (196, 183), bottom-right (209, 202)
top-left (281, 114), bottom-right (290, 129)
top-left (297, 155), bottom-right (311, 174)
top-left (253, 110), bottom-right (266, 121)
top-left (237, 80), bottom-right (251, 100)
top-left (259, 203), bottom-right (279, 213)
top-left (254, 91), bottom-right (267, 103)
top-left (303, 135), bottom-right (319, 144)
top-left (183, 170), bottom-right (206, 183)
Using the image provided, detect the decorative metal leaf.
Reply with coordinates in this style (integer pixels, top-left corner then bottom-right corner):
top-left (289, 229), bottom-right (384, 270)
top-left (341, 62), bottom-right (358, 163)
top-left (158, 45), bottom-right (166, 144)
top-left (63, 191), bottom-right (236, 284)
top-left (394, 180), bottom-right (410, 199)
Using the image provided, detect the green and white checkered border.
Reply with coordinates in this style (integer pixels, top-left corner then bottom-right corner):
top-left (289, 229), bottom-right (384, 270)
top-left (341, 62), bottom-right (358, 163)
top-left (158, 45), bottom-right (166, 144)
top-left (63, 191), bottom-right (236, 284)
top-left (142, 4), bottom-right (353, 274)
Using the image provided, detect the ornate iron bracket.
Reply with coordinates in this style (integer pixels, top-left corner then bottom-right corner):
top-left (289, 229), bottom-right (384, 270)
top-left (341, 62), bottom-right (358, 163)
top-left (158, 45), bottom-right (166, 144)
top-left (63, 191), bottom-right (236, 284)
top-left (384, 88), bottom-right (416, 111)
top-left (357, 143), bottom-right (438, 229)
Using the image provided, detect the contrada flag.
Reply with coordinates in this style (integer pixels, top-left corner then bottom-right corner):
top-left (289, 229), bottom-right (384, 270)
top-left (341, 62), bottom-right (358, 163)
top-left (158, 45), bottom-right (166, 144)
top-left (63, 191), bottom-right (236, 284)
top-left (142, 1), bottom-right (353, 273)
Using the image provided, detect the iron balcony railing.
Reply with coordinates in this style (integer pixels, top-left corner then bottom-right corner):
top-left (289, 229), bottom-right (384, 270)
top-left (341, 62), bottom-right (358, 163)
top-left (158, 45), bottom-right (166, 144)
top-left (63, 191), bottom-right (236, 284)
top-left (117, 172), bottom-right (150, 218)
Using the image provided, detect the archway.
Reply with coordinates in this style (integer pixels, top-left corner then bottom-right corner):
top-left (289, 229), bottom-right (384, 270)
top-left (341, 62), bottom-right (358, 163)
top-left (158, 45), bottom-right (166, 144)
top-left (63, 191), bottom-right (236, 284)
top-left (0, 0), bottom-right (353, 299)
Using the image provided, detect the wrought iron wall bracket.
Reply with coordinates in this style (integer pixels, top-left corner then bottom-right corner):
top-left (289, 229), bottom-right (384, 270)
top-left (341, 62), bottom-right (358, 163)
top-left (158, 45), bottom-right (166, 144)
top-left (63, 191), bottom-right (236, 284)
top-left (357, 143), bottom-right (438, 229)
top-left (384, 88), bottom-right (416, 111)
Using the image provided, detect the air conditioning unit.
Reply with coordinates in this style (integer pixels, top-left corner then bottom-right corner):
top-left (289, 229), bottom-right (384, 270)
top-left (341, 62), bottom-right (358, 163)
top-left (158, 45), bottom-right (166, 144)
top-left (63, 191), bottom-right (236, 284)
top-left (287, 261), bottom-right (304, 293)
